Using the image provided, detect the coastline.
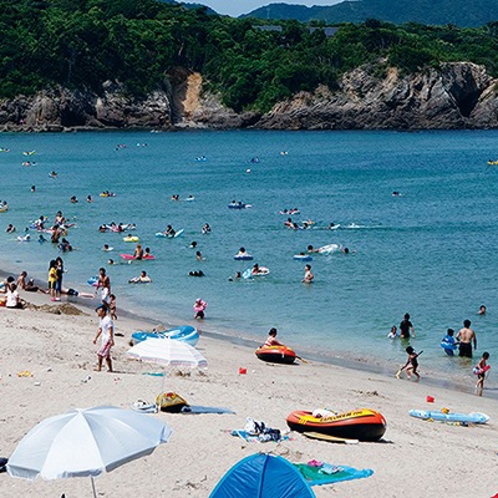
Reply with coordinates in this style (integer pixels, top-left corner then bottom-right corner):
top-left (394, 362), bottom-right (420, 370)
top-left (0, 274), bottom-right (497, 497)
top-left (1, 263), bottom-right (494, 400)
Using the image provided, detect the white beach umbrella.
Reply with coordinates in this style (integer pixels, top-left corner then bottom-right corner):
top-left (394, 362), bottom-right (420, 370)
top-left (7, 406), bottom-right (172, 497)
top-left (127, 337), bottom-right (208, 369)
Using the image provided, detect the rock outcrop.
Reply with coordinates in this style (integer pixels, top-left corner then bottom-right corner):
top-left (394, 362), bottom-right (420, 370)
top-left (2, 62), bottom-right (498, 131)
top-left (258, 62), bottom-right (498, 130)
top-left (0, 83), bottom-right (173, 132)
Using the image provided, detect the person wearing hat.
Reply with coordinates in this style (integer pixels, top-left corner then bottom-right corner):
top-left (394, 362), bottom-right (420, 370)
top-left (193, 298), bottom-right (207, 319)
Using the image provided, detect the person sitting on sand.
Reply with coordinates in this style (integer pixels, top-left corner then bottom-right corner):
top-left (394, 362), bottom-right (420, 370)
top-left (302, 264), bottom-right (314, 284)
top-left (5, 283), bottom-right (23, 309)
top-left (478, 305), bottom-right (487, 315)
top-left (16, 271), bottom-right (28, 290)
top-left (129, 270), bottom-right (152, 284)
top-left (93, 305), bottom-right (114, 373)
top-left (264, 328), bottom-right (284, 347)
top-left (24, 278), bottom-right (48, 294)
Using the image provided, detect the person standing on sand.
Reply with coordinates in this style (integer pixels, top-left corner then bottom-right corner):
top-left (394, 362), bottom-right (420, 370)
top-left (399, 313), bottom-right (416, 338)
top-left (474, 352), bottom-right (490, 396)
top-left (456, 319), bottom-right (477, 358)
top-left (96, 267), bottom-right (111, 306)
top-left (93, 305), bottom-right (114, 372)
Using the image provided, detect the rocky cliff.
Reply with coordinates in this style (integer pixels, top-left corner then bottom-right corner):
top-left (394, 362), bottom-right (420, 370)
top-left (258, 62), bottom-right (498, 130)
top-left (1, 62), bottom-right (498, 131)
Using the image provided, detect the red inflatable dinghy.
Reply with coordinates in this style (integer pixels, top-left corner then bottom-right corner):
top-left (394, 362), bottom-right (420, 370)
top-left (286, 409), bottom-right (386, 442)
top-left (255, 345), bottom-right (297, 364)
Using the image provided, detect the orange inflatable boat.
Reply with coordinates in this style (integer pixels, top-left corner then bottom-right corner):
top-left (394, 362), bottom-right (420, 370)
top-left (255, 345), bottom-right (297, 364)
top-left (286, 409), bottom-right (386, 441)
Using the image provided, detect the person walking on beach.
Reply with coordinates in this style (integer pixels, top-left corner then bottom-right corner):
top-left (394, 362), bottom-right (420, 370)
top-left (456, 319), bottom-right (477, 358)
top-left (399, 313), bottom-right (416, 338)
top-left (474, 352), bottom-right (490, 396)
top-left (397, 346), bottom-right (421, 381)
top-left (96, 267), bottom-right (111, 306)
top-left (93, 305), bottom-right (114, 373)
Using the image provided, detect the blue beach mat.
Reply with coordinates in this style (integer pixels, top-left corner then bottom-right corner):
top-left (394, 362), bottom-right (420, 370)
top-left (181, 406), bottom-right (235, 415)
top-left (294, 462), bottom-right (373, 486)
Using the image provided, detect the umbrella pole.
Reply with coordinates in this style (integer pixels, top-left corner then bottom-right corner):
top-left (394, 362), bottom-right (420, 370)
top-left (91, 477), bottom-right (97, 498)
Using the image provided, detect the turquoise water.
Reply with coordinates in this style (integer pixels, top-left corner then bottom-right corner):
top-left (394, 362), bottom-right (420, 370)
top-left (0, 130), bottom-right (497, 380)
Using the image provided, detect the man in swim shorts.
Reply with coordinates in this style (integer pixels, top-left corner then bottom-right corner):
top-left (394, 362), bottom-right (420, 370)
top-left (456, 319), bottom-right (477, 358)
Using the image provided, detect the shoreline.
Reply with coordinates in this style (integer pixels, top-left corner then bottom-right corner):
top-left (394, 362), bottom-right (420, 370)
top-left (1, 264), bottom-right (494, 401)
top-left (1, 277), bottom-right (497, 498)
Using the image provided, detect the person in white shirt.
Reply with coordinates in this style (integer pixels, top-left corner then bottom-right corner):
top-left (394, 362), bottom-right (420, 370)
top-left (93, 305), bottom-right (115, 372)
top-left (6, 283), bottom-right (22, 309)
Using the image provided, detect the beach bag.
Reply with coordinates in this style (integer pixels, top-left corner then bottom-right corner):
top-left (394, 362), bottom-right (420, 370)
top-left (155, 392), bottom-right (189, 413)
top-left (244, 417), bottom-right (267, 436)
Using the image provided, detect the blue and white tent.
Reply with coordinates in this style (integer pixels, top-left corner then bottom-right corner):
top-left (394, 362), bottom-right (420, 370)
top-left (210, 453), bottom-right (315, 498)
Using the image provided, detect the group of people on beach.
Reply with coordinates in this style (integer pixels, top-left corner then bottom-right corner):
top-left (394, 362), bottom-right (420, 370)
top-left (390, 312), bottom-right (491, 395)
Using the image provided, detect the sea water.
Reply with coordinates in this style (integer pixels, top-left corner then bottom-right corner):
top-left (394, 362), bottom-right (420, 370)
top-left (0, 129), bottom-right (497, 383)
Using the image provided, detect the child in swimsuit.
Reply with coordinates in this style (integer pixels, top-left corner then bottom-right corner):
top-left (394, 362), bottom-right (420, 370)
top-left (475, 352), bottom-right (490, 396)
top-left (400, 346), bottom-right (421, 381)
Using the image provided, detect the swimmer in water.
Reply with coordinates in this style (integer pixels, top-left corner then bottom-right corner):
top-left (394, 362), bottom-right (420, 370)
top-left (302, 264), bottom-right (314, 284)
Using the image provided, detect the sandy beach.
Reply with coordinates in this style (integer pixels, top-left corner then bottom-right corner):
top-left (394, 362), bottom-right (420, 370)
top-left (0, 290), bottom-right (497, 498)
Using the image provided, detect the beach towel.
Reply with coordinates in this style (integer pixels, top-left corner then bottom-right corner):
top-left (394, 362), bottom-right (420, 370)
top-left (231, 430), bottom-right (290, 443)
top-left (294, 462), bottom-right (373, 486)
top-left (180, 406), bottom-right (235, 415)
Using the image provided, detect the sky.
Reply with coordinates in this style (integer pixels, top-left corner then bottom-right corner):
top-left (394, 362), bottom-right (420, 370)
top-left (178, 1), bottom-right (342, 17)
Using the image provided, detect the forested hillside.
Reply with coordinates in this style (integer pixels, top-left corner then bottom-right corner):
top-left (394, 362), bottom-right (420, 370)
top-left (2, 0), bottom-right (498, 114)
top-left (243, 0), bottom-right (498, 28)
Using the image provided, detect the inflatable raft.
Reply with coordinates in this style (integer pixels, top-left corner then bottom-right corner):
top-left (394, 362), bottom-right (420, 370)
top-left (293, 254), bottom-right (313, 261)
top-left (255, 345), bottom-right (296, 364)
top-left (120, 253), bottom-right (156, 261)
top-left (132, 325), bottom-right (199, 347)
top-left (409, 409), bottom-right (489, 424)
top-left (123, 235), bottom-right (140, 243)
top-left (286, 409), bottom-right (387, 442)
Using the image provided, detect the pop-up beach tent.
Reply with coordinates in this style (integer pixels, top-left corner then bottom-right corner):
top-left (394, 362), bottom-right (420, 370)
top-left (209, 453), bottom-right (316, 498)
